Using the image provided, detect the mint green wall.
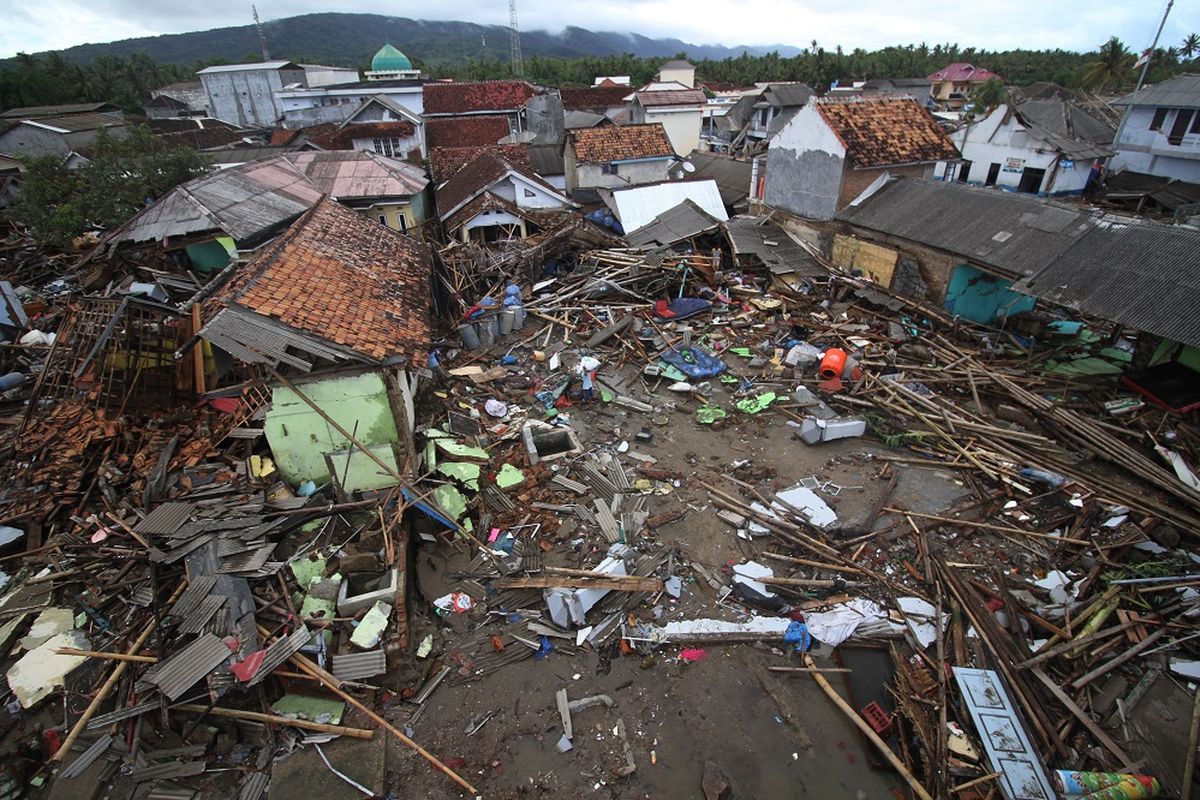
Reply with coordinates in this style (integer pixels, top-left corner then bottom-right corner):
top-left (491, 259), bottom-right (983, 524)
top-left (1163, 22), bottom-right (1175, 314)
top-left (264, 371), bottom-right (400, 486)
top-left (943, 264), bottom-right (1037, 324)
top-left (1150, 340), bottom-right (1200, 371)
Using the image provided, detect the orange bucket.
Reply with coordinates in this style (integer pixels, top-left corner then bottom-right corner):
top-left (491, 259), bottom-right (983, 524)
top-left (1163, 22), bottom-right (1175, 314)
top-left (819, 348), bottom-right (847, 381)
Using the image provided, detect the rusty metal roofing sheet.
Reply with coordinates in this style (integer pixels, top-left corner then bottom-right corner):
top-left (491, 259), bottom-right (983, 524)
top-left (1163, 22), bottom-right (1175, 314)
top-left (331, 649), bottom-right (387, 681)
top-left (168, 575), bottom-right (217, 619)
top-left (59, 734), bottom-right (114, 779)
top-left (145, 633), bottom-right (231, 700)
top-left (176, 594), bottom-right (227, 635)
top-left (219, 543), bottom-right (278, 575)
top-left (246, 625), bottom-right (311, 687)
top-left (130, 760), bottom-right (206, 782)
top-left (134, 502), bottom-right (195, 536)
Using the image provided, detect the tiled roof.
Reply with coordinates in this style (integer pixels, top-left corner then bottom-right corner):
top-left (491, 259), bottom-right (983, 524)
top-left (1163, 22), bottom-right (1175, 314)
top-left (436, 150), bottom-right (563, 221)
top-left (635, 89), bottom-right (707, 107)
top-left (228, 198), bottom-right (431, 363)
top-left (429, 144), bottom-right (530, 184)
top-left (425, 115), bottom-right (512, 149)
top-left (567, 123), bottom-right (674, 163)
top-left (286, 150), bottom-right (428, 198)
top-left (20, 112), bottom-right (124, 132)
top-left (926, 63), bottom-right (1001, 83)
top-left (423, 81), bottom-right (536, 115)
top-left (559, 86), bottom-right (630, 111)
top-left (157, 125), bottom-right (249, 150)
top-left (309, 121), bottom-right (417, 149)
top-left (815, 97), bottom-right (959, 167)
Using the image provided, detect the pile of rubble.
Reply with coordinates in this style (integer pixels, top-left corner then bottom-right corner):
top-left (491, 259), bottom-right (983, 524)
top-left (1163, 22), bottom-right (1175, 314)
top-left (0, 207), bottom-right (1198, 800)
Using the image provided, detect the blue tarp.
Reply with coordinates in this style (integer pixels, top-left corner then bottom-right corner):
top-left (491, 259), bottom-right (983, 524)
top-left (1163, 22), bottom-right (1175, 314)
top-left (660, 346), bottom-right (727, 379)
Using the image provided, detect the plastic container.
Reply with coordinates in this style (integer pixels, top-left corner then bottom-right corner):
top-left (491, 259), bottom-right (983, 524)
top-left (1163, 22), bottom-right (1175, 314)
top-left (512, 305), bottom-right (526, 329)
top-left (458, 323), bottom-right (480, 350)
top-left (818, 348), bottom-right (847, 381)
top-left (499, 308), bottom-right (515, 335)
top-left (477, 320), bottom-right (495, 347)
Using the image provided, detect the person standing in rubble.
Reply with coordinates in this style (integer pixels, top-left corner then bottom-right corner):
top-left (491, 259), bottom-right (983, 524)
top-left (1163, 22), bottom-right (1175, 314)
top-left (576, 355), bottom-right (600, 403)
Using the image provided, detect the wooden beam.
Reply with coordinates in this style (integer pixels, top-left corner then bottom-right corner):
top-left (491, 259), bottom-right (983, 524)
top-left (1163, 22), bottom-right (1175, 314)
top-left (173, 704), bottom-right (374, 739)
top-left (494, 574), bottom-right (664, 592)
top-left (1029, 667), bottom-right (1135, 767)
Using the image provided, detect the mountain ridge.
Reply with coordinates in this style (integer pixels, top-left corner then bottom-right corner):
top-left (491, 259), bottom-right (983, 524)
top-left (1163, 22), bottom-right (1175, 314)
top-left (7, 13), bottom-right (803, 68)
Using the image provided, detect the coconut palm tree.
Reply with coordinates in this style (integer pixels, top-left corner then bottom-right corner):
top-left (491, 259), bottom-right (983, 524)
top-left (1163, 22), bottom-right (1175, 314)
top-left (969, 77), bottom-right (1008, 115)
top-left (1082, 37), bottom-right (1133, 91)
top-left (1182, 33), bottom-right (1200, 60)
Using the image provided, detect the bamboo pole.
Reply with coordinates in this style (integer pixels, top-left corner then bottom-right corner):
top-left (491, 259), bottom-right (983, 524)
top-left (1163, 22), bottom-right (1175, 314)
top-left (257, 625), bottom-right (478, 795)
top-left (804, 653), bottom-right (934, 800)
top-left (52, 580), bottom-right (188, 761)
top-left (172, 704), bottom-right (375, 740)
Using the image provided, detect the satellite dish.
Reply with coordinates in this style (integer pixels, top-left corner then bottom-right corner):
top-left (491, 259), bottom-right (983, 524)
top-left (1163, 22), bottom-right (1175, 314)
top-left (681, 160), bottom-right (696, 173)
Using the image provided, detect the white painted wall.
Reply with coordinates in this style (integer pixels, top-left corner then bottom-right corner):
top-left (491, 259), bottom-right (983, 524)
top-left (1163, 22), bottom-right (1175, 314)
top-left (1111, 105), bottom-right (1200, 181)
top-left (645, 107), bottom-right (703, 156)
top-left (764, 101), bottom-right (847, 219)
top-left (277, 86), bottom-right (425, 116)
top-left (303, 66), bottom-right (360, 87)
top-left (658, 65), bottom-right (696, 88)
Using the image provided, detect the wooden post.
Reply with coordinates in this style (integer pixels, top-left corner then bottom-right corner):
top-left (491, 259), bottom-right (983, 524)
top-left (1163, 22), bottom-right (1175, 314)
top-left (191, 304), bottom-right (206, 395)
top-left (172, 704), bottom-right (375, 740)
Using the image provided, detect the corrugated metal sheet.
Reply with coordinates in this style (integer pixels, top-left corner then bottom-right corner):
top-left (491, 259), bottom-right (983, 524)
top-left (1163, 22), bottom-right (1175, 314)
top-left (176, 594), bottom-right (227, 635)
top-left (146, 787), bottom-right (197, 800)
top-left (1114, 74), bottom-right (1200, 109)
top-left (953, 667), bottom-right (1055, 800)
top-left (290, 150), bottom-right (428, 197)
top-left (59, 734), bottom-right (114, 779)
top-left (134, 502), bottom-right (195, 536)
top-left (626, 200), bottom-right (724, 247)
top-left (246, 625), bottom-right (310, 687)
top-left (129, 760), bottom-right (206, 782)
top-left (1012, 219), bottom-right (1200, 349)
top-left (86, 698), bottom-right (159, 730)
top-left (237, 772), bottom-right (269, 800)
top-left (689, 152), bottom-right (753, 207)
top-left (724, 215), bottom-right (826, 276)
top-left (146, 633), bottom-right (231, 700)
top-left (198, 306), bottom-right (356, 371)
top-left (836, 178), bottom-right (1095, 278)
top-left (611, 179), bottom-right (728, 234)
top-left (331, 649), bottom-right (387, 681)
top-left (168, 576), bottom-right (217, 619)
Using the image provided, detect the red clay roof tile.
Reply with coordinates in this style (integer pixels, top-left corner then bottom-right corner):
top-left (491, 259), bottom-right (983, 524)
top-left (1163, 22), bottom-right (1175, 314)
top-left (424, 115), bottom-right (512, 150)
top-left (424, 81), bottom-right (536, 115)
top-left (815, 97), bottom-right (960, 168)
top-left (567, 123), bottom-right (674, 163)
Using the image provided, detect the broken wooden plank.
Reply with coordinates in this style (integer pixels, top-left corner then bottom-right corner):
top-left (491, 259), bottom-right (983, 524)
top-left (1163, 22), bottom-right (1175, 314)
top-left (494, 575), bottom-right (664, 592)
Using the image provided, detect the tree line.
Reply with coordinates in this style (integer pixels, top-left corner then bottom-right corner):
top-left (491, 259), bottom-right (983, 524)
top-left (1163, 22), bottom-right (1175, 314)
top-left (3, 34), bottom-right (1198, 113)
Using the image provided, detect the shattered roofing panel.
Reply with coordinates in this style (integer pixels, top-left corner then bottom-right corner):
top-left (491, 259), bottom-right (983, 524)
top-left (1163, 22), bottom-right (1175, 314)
top-left (245, 625), bottom-right (310, 686)
top-left (135, 502), bottom-right (195, 536)
top-left (1013, 219), bottom-right (1200, 348)
top-left (568, 123), bottom-right (674, 163)
top-left (145, 632), bottom-right (231, 700)
top-left (625, 199), bottom-right (724, 247)
top-left (610, 179), bottom-right (728, 233)
top-left (425, 115), bottom-right (512, 150)
top-left (816, 98), bottom-right (960, 167)
top-left (836, 177), bottom-right (1094, 278)
top-left (332, 649), bottom-right (388, 681)
top-left (222, 198), bottom-right (432, 364)
top-left (724, 215), bottom-right (826, 276)
top-left (436, 151), bottom-right (565, 221)
top-left (443, 190), bottom-right (537, 234)
top-left (423, 81), bottom-right (536, 114)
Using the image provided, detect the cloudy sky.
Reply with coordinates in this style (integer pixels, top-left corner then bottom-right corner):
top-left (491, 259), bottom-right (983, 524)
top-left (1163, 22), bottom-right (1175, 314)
top-left (2, 0), bottom-right (1192, 59)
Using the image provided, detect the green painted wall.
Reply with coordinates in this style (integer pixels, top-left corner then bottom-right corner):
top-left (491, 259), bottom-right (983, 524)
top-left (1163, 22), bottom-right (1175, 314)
top-left (264, 371), bottom-right (400, 486)
top-left (1150, 340), bottom-right (1200, 372)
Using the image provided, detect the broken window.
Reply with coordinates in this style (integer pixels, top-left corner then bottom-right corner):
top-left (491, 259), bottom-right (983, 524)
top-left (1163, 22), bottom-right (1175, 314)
top-left (1150, 107), bottom-right (1168, 131)
top-left (1167, 109), bottom-right (1195, 145)
top-left (602, 162), bottom-right (619, 175)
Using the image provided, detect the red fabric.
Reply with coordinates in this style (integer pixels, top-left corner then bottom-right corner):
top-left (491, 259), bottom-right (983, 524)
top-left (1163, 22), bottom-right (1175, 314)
top-left (231, 650), bottom-right (267, 682)
top-left (654, 299), bottom-right (675, 319)
top-left (205, 396), bottom-right (241, 413)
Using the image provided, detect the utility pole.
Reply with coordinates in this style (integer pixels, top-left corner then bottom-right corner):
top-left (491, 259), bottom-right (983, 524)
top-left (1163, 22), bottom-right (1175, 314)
top-left (253, 5), bottom-right (271, 62)
top-left (509, 0), bottom-right (523, 80)
top-left (1135, 0), bottom-right (1173, 93)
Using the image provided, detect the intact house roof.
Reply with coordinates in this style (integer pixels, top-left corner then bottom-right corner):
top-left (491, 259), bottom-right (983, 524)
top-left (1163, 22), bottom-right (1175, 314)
top-left (423, 81), bottom-right (537, 115)
top-left (1114, 73), bottom-right (1200, 109)
top-left (207, 197), bottom-right (431, 365)
top-left (15, 113), bottom-right (126, 133)
top-left (0, 102), bottom-right (119, 119)
top-left (429, 144), bottom-right (531, 184)
top-left (567, 123), bottom-right (674, 163)
top-left (633, 88), bottom-right (707, 107)
top-left (1012, 218), bottom-right (1200, 348)
top-left (425, 115), bottom-right (512, 150)
top-left (815, 97), bottom-right (960, 168)
top-left (307, 121), bottom-right (418, 150)
top-left (157, 126), bottom-right (251, 150)
top-left (926, 63), bottom-right (1001, 83)
top-left (287, 150), bottom-right (428, 198)
top-left (559, 86), bottom-right (630, 111)
top-left (835, 177), bottom-right (1094, 280)
top-left (435, 150), bottom-right (572, 224)
top-left (565, 110), bottom-right (609, 130)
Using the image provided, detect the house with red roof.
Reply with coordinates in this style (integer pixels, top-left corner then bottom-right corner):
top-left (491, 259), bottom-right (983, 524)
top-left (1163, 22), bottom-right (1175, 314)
top-left (564, 123), bottom-right (676, 193)
top-left (626, 82), bottom-right (707, 156)
top-left (764, 96), bottom-right (960, 219)
top-left (927, 63), bottom-right (1003, 111)
top-left (435, 150), bottom-right (575, 243)
top-left (422, 81), bottom-right (564, 146)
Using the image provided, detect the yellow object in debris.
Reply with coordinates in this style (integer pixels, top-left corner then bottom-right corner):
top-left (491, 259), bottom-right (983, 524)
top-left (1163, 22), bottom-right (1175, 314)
top-left (249, 455), bottom-right (276, 479)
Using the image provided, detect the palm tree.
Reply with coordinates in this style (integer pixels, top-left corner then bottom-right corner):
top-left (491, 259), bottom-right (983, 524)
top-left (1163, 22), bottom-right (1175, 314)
top-left (1082, 37), bottom-right (1133, 91)
top-left (969, 77), bottom-right (1008, 115)
top-left (1182, 33), bottom-right (1200, 60)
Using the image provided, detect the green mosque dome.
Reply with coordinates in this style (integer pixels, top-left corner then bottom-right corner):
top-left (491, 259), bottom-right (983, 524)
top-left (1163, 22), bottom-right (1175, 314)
top-left (371, 43), bottom-right (413, 72)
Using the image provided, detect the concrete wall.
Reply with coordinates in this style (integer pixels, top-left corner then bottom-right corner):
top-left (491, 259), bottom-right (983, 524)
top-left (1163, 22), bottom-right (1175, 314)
top-left (1112, 105), bottom-right (1200, 181)
top-left (280, 104), bottom-right (357, 129)
top-left (943, 264), bottom-right (1036, 323)
top-left (764, 102), bottom-right (846, 219)
top-left (525, 92), bottom-right (565, 145)
top-left (201, 68), bottom-right (302, 126)
top-left (278, 87), bottom-right (424, 124)
top-left (659, 66), bottom-right (695, 88)
top-left (304, 66), bottom-right (360, 87)
top-left (348, 132), bottom-right (423, 161)
top-left (153, 85), bottom-right (207, 112)
top-left (567, 153), bottom-right (672, 191)
top-left (645, 107), bottom-right (702, 156)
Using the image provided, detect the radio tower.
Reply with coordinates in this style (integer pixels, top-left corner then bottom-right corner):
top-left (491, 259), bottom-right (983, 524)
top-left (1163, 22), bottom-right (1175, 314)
top-left (508, 0), bottom-right (523, 79)
top-left (253, 5), bottom-right (271, 61)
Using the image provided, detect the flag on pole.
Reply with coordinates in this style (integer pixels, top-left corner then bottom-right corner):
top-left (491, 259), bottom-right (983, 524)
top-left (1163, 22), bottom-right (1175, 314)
top-left (1133, 48), bottom-right (1152, 69)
